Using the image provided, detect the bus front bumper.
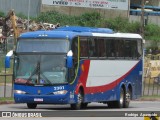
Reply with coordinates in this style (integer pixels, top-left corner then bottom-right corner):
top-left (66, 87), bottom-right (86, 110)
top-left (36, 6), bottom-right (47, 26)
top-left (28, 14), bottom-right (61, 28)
top-left (14, 93), bottom-right (72, 104)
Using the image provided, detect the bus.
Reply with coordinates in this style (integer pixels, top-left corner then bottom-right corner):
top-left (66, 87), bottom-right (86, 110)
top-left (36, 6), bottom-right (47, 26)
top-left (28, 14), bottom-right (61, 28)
top-left (5, 26), bottom-right (143, 109)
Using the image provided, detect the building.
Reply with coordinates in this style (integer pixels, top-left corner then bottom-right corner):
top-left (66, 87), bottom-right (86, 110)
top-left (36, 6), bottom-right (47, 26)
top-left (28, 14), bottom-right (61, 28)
top-left (131, 0), bottom-right (160, 6)
top-left (41, 0), bottom-right (130, 19)
top-left (0, 0), bottom-right (160, 25)
top-left (41, 0), bottom-right (160, 25)
top-left (130, 0), bottom-right (160, 26)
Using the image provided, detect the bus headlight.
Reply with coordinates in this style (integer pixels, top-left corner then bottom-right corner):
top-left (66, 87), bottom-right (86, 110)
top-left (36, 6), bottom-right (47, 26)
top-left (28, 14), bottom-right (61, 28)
top-left (53, 90), bottom-right (68, 95)
top-left (14, 90), bottom-right (26, 94)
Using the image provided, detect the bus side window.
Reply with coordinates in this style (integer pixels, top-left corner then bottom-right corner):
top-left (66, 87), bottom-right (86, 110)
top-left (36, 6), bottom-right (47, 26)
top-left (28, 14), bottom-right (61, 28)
top-left (88, 38), bottom-right (98, 57)
top-left (98, 39), bottom-right (106, 57)
top-left (105, 39), bottom-right (112, 57)
top-left (118, 40), bottom-right (125, 57)
top-left (71, 38), bottom-right (78, 63)
top-left (110, 40), bottom-right (116, 57)
top-left (124, 40), bottom-right (131, 57)
top-left (115, 39), bottom-right (124, 57)
top-left (131, 41), bottom-right (138, 58)
top-left (137, 40), bottom-right (142, 57)
top-left (80, 38), bottom-right (88, 57)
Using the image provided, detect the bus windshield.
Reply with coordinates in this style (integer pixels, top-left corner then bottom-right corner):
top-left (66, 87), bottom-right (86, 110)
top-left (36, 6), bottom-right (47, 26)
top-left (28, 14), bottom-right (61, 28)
top-left (16, 39), bottom-right (69, 53)
top-left (14, 54), bottom-right (67, 85)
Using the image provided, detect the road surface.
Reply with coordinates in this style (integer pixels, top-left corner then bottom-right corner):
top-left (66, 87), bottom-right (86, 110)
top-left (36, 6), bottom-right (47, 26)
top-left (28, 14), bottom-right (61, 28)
top-left (0, 101), bottom-right (160, 120)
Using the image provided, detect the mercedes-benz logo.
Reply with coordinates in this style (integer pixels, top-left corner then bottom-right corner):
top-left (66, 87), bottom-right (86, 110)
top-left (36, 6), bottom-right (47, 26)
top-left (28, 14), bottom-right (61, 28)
top-left (38, 90), bottom-right (41, 94)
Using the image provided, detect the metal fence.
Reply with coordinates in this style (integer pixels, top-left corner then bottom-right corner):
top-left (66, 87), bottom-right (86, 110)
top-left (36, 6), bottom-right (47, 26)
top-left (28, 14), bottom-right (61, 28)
top-left (143, 77), bottom-right (160, 96)
top-left (143, 58), bottom-right (160, 96)
top-left (0, 71), bottom-right (13, 97)
top-left (0, 37), bottom-right (13, 97)
top-left (0, 0), bottom-right (41, 17)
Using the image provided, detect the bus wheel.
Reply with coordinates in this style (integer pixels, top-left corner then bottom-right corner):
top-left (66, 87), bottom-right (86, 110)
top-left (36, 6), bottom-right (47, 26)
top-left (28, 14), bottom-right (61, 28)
top-left (107, 101), bottom-right (115, 108)
top-left (118, 87), bottom-right (125, 108)
top-left (27, 103), bottom-right (37, 109)
top-left (81, 103), bottom-right (88, 109)
top-left (124, 89), bottom-right (131, 108)
top-left (70, 90), bottom-right (83, 110)
top-left (107, 88), bottom-right (125, 108)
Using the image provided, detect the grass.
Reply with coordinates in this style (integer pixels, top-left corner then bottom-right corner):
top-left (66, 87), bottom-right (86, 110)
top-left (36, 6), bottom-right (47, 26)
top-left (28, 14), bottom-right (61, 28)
top-left (140, 95), bottom-right (160, 101)
top-left (0, 97), bottom-right (14, 101)
top-left (142, 95), bottom-right (160, 98)
top-left (0, 57), bottom-right (13, 83)
top-left (0, 75), bottom-right (13, 83)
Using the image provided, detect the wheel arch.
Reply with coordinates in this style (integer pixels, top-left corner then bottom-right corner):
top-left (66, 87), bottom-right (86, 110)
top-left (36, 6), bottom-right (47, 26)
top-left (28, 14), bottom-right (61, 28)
top-left (117, 82), bottom-right (126, 100)
top-left (127, 83), bottom-right (133, 99)
top-left (119, 82), bottom-right (126, 93)
top-left (79, 86), bottom-right (84, 94)
top-left (75, 83), bottom-right (84, 95)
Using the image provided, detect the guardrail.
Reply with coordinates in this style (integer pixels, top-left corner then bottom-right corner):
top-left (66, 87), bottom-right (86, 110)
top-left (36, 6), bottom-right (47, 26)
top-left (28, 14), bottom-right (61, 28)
top-left (0, 73), bottom-right (13, 98)
top-left (143, 77), bottom-right (160, 96)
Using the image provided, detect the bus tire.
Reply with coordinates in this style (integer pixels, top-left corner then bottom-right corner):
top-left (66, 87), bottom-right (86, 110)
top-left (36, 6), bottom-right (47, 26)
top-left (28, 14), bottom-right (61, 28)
top-left (27, 103), bottom-right (37, 109)
top-left (124, 89), bottom-right (131, 108)
top-left (70, 90), bottom-right (83, 110)
top-left (117, 87), bottom-right (125, 108)
top-left (107, 101), bottom-right (116, 108)
top-left (81, 103), bottom-right (88, 109)
top-left (108, 88), bottom-right (125, 108)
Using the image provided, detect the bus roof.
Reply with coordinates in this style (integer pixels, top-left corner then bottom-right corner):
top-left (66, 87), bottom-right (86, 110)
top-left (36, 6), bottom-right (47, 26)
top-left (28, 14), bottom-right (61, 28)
top-left (54, 26), bottom-right (113, 33)
top-left (92, 33), bottom-right (142, 39)
top-left (19, 26), bottom-right (142, 39)
top-left (19, 26), bottom-right (113, 39)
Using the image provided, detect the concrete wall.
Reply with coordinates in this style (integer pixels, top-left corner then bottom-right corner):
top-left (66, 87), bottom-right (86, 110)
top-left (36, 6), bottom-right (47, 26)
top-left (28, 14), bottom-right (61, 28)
top-left (129, 15), bottom-right (160, 26)
top-left (41, 5), bottom-right (129, 19)
top-left (42, 4), bottom-right (160, 26)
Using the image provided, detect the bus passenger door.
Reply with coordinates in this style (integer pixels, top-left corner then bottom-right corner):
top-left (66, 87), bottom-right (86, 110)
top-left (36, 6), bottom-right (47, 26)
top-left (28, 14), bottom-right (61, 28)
top-left (70, 37), bottom-right (79, 84)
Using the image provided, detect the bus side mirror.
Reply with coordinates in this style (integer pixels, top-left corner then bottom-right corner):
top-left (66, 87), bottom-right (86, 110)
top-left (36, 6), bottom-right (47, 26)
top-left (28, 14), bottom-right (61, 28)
top-left (67, 50), bottom-right (73, 68)
top-left (67, 56), bottom-right (73, 68)
top-left (5, 50), bottom-right (13, 68)
top-left (5, 56), bottom-right (11, 68)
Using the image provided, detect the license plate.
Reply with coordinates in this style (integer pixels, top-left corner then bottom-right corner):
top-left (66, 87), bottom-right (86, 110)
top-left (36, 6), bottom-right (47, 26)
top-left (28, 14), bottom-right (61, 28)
top-left (34, 98), bottom-right (43, 102)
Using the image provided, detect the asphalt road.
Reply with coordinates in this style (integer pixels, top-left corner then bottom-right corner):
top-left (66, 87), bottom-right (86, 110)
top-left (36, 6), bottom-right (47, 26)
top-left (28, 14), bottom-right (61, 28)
top-left (0, 101), bottom-right (160, 120)
top-left (1, 101), bottom-right (160, 111)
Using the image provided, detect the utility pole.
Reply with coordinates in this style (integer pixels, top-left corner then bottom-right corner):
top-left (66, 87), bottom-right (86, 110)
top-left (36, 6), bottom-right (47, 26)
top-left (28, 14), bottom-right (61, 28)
top-left (141, 0), bottom-right (145, 38)
top-left (27, 0), bottom-right (31, 32)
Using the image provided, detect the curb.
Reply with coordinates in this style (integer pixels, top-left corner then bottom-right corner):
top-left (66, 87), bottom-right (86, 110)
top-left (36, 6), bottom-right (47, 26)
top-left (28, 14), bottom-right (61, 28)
top-left (134, 98), bottom-right (160, 101)
top-left (139, 98), bottom-right (160, 101)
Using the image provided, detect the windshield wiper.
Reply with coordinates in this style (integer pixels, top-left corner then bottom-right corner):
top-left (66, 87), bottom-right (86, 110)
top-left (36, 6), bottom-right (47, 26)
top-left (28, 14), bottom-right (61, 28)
top-left (27, 61), bottom-right (52, 84)
top-left (27, 62), bottom-right (40, 81)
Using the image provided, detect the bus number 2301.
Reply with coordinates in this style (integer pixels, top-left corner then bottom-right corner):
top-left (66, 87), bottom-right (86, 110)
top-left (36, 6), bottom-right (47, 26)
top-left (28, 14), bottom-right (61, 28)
top-left (54, 86), bottom-right (65, 91)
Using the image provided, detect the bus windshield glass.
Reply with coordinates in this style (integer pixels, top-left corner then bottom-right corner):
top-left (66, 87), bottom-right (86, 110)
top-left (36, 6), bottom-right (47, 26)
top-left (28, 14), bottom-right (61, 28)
top-left (16, 39), bottom-right (69, 53)
top-left (14, 54), bottom-right (67, 85)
